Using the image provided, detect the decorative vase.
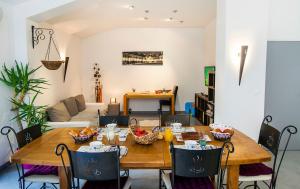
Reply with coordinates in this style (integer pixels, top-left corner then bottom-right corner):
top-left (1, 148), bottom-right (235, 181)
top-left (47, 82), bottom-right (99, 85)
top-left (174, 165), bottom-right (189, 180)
top-left (95, 85), bottom-right (102, 103)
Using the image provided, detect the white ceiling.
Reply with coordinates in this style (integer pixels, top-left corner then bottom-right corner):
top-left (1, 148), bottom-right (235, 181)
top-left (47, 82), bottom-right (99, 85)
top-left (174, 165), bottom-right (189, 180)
top-left (32, 0), bottom-right (217, 38)
top-left (0, 0), bottom-right (29, 5)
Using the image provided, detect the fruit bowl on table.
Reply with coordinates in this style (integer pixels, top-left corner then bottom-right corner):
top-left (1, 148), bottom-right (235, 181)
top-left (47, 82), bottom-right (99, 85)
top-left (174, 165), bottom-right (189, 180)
top-left (209, 124), bottom-right (234, 141)
top-left (129, 125), bottom-right (159, 145)
top-left (69, 127), bottom-right (97, 144)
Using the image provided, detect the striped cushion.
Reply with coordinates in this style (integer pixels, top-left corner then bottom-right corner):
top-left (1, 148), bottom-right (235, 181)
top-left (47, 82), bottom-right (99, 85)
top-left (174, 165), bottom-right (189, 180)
top-left (82, 176), bottom-right (129, 189)
top-left (22, 165), bottom-right (58, 178)
top-left (240, 163), bottom-right (273, 176)
top-left (172, 175), bottom-right (214, 189)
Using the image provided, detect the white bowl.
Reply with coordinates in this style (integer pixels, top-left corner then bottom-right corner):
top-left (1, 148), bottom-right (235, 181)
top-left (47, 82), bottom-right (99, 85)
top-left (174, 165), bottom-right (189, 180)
top-left (89, 141), bottom-right (103, 150)
top-left (184, 140), bottom-right (198, 149)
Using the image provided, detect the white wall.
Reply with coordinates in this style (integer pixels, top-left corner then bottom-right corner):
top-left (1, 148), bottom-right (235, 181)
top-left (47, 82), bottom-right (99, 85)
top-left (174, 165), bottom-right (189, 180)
top-left (82, 28), bottom-right (205, 111)
top-left (0, 2), bottom-right (16, 167)
top-left (215, 0), bottom-right (270, 140)
top-left (268, 0), bottom-right (300, 41)
top-left (27, 21), bottom-right (83, 106)
top-left (204, 19), bottom-right (216, 67)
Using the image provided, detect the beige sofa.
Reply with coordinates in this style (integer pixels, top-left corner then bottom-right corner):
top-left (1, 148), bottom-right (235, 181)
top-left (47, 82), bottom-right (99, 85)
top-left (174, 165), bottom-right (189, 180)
top-left (46, 94), bottom-right (107, 128)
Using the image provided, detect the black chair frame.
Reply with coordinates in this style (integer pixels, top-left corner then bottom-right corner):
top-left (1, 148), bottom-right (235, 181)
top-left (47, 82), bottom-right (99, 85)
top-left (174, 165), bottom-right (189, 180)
top-left (160, 114), bottom-right (191, 127)
top-left (99, 115), bottom-right (130, 127)
top-left (160, 141), bottom-right (234, 189)
top-left (159, 86), bottom-right (178, 113)
top-left (1, 125), bottom-right (58, 189)
top-left (241, 115), bottom-right (298, 189)
top-left (55, 144), bottom-right (122, 189)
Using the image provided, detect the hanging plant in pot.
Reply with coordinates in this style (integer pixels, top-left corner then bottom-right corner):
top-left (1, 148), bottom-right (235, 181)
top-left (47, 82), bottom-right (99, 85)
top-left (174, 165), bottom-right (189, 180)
top-left (40, 29), bottom-right (64, 70)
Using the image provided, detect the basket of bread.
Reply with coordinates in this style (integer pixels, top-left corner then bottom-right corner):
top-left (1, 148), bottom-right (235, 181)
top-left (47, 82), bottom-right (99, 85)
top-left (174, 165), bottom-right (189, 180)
top-left (68, 127), bottom-right (97, 144)
top-left (129, 125), bottom-right (159, 145)
top-left (209, 124), bottom-right (234, 141)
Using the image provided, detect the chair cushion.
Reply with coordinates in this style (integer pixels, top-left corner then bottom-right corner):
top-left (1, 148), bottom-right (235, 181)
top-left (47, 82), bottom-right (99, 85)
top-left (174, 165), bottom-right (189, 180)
top-left (63, 97), bottom-right (79, 116)
top-left (47, 102), bottom-right (71, 122)
top-left (240, 163), bottom-right (273, 176)
top-left (23, 165), bottom-right (58, 178)
top-left (170, 174), bottom-right (214, 189)
top-left (75, 94), bottom-right (86, 112)
top-left (82, 176), bottom-right (129, 189)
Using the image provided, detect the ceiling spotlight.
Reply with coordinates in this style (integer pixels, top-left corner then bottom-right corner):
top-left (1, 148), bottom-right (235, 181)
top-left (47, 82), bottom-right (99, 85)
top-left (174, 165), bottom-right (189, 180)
top-left (128, 5), bottom-right (135, 10)
top-left (145, 10), bottom-right (149, 13)
top-left (166, 17), bottom-right (173, 22)
top-left (179, 20), bottom-right (184, 23)
top-left (173, 10), bottom-right (178, 13)
top-left (143, 17), bottom-right (149, 20)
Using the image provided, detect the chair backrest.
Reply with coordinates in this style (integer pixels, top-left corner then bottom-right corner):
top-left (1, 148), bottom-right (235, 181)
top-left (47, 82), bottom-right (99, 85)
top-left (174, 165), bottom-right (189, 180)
top-left (173, 86), bottom-right (178, 103)
top-left (55, 144), bottom-right (121, 188)
top-left (99, 115), bottom-right (129, 126)
top-left (258, 115), bottom-right (297, 188)
top-left (160, 114), bottom-right (190, 126)
top-left (1, 125), bottom-right (42, 153)
top-left (170, 141), bottom-right (234, 189)
top-left (258, 115), bottom-right (281, 156)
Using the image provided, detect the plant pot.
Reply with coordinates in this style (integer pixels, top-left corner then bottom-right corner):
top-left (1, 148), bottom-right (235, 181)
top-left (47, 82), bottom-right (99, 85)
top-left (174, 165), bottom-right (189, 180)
top-left (41, 60), bottom-right (64, 70)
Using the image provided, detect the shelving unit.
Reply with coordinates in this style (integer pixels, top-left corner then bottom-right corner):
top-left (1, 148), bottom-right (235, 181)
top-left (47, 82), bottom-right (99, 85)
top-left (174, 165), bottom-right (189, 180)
top-left (195, 71), bottom-right (215, 125)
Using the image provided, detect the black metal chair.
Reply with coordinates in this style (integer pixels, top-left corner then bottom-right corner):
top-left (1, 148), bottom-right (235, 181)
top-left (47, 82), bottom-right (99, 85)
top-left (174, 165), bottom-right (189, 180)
top-left (55, 144), bottom-right (131, 189)
top-left (239, 115), bottom-right (298, 189)
top-left (160, 114), bottom-right (191, 126)
top-left (1, 125), bottom-right (59, 189)
top-left (99, 115), bottom-right (130, 126)
top-left (161, 141), bottom-right (234, 189)
top-left (159, 86), bottom-right (178, 112)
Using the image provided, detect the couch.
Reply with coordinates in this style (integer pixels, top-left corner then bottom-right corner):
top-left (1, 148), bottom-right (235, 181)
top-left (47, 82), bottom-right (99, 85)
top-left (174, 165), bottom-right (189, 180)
top-left (46, 94), bottom-right (107, 128)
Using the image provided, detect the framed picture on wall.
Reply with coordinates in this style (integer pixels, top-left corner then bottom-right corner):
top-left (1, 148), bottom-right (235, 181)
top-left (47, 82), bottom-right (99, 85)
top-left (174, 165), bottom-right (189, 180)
top-left (204, 66), bottom-right (215, 86)
top-left (122, 51), bottom-right (163, 65)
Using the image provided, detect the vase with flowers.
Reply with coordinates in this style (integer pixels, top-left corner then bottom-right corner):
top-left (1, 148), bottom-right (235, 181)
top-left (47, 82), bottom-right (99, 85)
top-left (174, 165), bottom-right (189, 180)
top-left (93, 63), bottom-right (102, 102)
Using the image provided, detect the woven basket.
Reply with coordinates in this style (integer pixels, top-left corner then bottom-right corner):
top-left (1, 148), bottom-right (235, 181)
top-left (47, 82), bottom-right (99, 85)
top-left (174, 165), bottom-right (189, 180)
top-left (129, 126), bottom-right (159, 145)
top-left (41, 60), bottom-right (64, 70)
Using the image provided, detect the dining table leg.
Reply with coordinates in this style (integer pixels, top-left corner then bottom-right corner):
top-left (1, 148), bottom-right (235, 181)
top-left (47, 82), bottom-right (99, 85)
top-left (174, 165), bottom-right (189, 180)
top-left (59, 166), bottom-right (70, 189)
top-left (171, 95), bottom-right (175, 115)
top-left (227, 165), bottom-right (239, 189)
top-left (123, 95), bottom-right (128, 115)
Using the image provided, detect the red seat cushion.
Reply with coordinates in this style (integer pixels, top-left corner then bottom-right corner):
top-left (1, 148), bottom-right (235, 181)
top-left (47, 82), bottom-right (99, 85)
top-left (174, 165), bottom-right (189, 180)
top-left (82, 176), bottom-right (129, 189)
top-left (240, 163), bottom-right (273, 176)
top-left (171, 174), bottom-right (214, 189)
top-left (23, 165), bottom-right (58, 177)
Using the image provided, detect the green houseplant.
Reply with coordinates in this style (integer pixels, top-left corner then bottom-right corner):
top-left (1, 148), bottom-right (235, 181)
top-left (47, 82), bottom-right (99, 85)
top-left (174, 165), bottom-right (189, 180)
top-left (0, 61), bottom-right (49, 131)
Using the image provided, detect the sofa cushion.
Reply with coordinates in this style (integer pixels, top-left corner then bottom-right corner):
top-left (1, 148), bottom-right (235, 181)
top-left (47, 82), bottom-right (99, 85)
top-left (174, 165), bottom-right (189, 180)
top-left (75, 94), bottom-right (86, 112)
top-left (47, 103), bottom-right (71, 122)
top-left (63, 97), bottom-right (79, 116)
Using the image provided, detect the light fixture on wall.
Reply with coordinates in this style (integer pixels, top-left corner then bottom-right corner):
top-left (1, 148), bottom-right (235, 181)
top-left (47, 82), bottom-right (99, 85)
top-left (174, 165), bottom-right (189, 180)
top-left (238, 45), bottom-right (248, 86)
top-left (63, 57), bottom-right (69, 82)
top-left (32, 25), bottom-right (65, 70)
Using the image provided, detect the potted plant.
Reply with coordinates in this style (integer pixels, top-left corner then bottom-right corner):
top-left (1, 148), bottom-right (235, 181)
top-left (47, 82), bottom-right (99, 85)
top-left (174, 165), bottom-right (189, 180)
top-left (0, 61), bottom-right (49, 131)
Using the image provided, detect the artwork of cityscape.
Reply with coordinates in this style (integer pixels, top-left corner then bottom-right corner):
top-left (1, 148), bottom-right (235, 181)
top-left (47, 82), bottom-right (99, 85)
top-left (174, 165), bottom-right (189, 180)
top-left (122, 51), bottom-right (163, 65)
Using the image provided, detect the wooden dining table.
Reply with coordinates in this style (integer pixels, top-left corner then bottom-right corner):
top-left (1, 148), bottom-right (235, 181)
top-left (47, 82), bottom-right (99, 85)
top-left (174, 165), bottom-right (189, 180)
top-left (123, 91), bottom-right (175, 115)
top-left (11, 126), bottom-right (271, 189)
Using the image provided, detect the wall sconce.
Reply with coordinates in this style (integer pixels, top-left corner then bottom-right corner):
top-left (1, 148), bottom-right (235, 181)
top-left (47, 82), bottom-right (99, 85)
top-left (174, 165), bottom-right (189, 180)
top-left (63, 57), bottom-right (69, 82)
top-left (110, 97), bottom-right (117, 104)
top-left (238, 45), bottom-right (248, 86)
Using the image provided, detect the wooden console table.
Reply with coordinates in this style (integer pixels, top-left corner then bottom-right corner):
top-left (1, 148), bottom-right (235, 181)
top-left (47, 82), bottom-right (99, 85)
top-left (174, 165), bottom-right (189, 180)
top-left (123, 92), bottom-right (175, 115)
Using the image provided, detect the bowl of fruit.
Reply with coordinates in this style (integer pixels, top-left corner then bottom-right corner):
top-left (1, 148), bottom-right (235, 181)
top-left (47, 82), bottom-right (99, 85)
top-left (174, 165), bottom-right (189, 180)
top-left (129, 126), bottom-right (159, 145)
top-left (68, 127), bottom-right (97, 144)
top-left (209, 124), bottom-right (234, 141)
